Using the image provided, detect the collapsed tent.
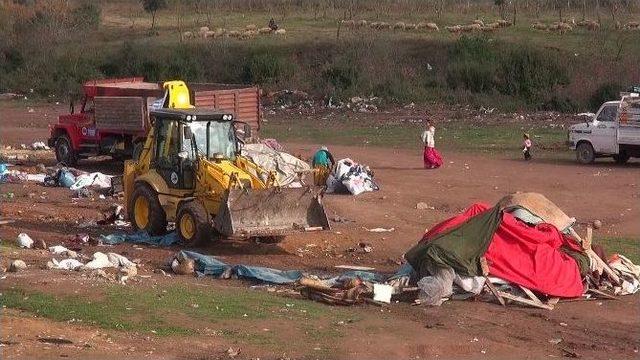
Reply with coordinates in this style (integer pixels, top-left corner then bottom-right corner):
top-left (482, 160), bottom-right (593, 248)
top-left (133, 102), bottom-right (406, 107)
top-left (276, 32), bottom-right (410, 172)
top-left (326, 158), bottom-right (379, 195)
top-left (405, 193), bottom-right (594, 298)
top-left (241, 143), bottom-right (310, 187)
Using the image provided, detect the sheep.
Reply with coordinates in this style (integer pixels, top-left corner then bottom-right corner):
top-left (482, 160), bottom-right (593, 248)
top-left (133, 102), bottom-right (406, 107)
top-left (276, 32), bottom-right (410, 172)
top-left (181, 31), bottom-right (193, 40)
top-left (204, 30), bottom-right (216, 38)
top-left (445, 25), bottom-right (462, 34)
top-left (245, 24), bottom-right (257, 31)
top-left (549, 22), bottom-right (572, 34)
top-left (378, 22), bottom-right (391, 30)
top-left (531, 22), bottom-right (548, 31)
top-left (586, 21), bottom-right (600, 31)
top-left (274, 28), bottom-right (286, 35)
top-left (486, 22), bottom-right (500, 29)
top-left (242, 30), bottom-right (258, 38)
top-left (356, 20), bottom-right (368, 27)
top-left (426, 22), bottom-right (440, 31)
top-left (481, 26), bottom-right (496, 32)
top-left (199, 26), bottom-right (210, 34)
top-left (227, 30), bottom-right (241, 38)
top-left (497, 19), bottom-right (512, 28)
top-left (393, 22), bottom-right (406, 30)
top-left (369, 21), bottom-right (380, 29)
top-left (258, 27), bottom-right (272, 34)
top-left (214, 28), bottom-right (226, 37)
top-left (624, 21), bottom-right (640, 30)
top-left (472, 19), bottom-right (484, 27)
top-left (461, 23), bottom-right (481, 32)
top-left (341, 19), bottom-right (356, 28)
top-left (404, 23), bottom-right (416, 30)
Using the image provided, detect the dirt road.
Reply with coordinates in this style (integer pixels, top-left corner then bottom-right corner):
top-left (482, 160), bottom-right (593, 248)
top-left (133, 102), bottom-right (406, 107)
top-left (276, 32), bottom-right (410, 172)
top-left (0, 100), bottom-right (638, 359)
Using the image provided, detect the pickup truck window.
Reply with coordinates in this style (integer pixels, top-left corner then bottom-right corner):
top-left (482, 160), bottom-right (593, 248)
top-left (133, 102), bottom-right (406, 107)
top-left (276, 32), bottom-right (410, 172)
top-left (596, 105), bottom-right (617, 122)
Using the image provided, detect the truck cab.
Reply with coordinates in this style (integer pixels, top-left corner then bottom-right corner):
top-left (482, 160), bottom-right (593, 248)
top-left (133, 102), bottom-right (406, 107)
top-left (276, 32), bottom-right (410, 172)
top-left (568, 96), bottom-right (640, 164)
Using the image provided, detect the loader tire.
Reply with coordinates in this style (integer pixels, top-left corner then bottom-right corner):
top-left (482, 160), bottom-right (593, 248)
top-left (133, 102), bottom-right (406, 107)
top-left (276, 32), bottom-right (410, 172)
top-left (55, 134), bottom-right (78, 166)
top-left (129, 184), bottom-right (167, 236)
top-left (177, 201), bottom-right (213, 246)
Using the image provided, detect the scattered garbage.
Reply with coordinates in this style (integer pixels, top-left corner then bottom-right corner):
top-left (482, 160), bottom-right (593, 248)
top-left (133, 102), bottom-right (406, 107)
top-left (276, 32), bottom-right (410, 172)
top-left (373, 283), bottom-right (393, 303)
top-left (48, 258), bottom-right (84, 271)
top-left (30, 141), bottom-right (50, 150)
top-left (364, 227), bottom-right (395, 233)
top-left (16, 233), bottom-right (34, 248)
top-left (416, 202), bottom-right (435, 210)
top-left (100, 231), bottom-right (179, 246)
top-left (9, 259), bottom-right (27, 272)
top-left (49, 245), bottom-right (77, 258)
top-left (326, 158), bottom-right (379, 195)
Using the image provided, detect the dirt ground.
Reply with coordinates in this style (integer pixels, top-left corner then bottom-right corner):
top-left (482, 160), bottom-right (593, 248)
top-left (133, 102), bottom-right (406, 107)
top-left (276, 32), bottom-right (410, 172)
top-left (0, 100), bottom-right (639, 359)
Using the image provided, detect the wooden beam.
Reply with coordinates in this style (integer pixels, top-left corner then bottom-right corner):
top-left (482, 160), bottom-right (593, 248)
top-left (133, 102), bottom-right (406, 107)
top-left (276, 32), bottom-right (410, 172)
top-left (484, 277), bottom-right (506, 306)
top-left (587, 288), bottom-right (618, 300)
top-left (496, 290), bottom-right (554, 310)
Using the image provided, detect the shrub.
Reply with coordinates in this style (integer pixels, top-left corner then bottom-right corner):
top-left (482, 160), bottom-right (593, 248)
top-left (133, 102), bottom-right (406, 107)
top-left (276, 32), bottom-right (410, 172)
top-left (322, 57), bottom-right (360, 98)
top-left (498, 46), bottom-right (569, 100)
top-left (589, 83), bottom-right (623, 111)
top-left (242, 52), bottom-right (291, 85)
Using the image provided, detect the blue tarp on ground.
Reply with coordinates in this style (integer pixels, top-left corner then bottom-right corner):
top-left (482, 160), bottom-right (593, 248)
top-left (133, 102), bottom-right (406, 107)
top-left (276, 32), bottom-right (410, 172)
top-left (178, 250), bottom-right (302, 284)
top-left (101, 231), bottom-right (180, 247)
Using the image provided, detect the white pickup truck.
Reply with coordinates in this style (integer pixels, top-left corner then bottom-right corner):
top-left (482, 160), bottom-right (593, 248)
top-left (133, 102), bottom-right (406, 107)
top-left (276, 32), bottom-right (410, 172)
top-left (568, 95), bottom-right (640, 164)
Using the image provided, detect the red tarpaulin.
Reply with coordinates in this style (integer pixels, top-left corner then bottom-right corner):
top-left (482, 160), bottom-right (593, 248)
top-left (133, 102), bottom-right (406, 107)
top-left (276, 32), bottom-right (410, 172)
top-left (422, 203), bottom-right (585, 297)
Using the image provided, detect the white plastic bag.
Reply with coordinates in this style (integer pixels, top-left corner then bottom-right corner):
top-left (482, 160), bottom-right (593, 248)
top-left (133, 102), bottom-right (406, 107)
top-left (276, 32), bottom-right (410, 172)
top-left (17, 233), bottom-right (34, 248)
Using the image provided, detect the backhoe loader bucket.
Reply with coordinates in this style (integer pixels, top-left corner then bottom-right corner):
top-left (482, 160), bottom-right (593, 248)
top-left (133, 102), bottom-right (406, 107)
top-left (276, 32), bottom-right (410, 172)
top-left (213, 187), bottom-right (330, 237)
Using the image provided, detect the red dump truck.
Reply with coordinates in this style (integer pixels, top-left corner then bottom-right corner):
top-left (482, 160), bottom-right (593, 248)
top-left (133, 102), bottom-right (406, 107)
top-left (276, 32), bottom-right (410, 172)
top-left (47, 78), bottom-right (261, 165)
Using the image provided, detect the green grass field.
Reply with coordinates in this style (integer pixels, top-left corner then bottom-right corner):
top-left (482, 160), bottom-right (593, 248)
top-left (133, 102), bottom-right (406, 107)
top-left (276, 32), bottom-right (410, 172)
top-left (0, 283), bottom-right (354, 354)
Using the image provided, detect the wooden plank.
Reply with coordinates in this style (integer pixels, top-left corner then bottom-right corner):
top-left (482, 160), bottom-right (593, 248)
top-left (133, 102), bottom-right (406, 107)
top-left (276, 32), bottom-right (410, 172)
top-left (547, 297), bottom-right (560, 306)
top-left (518, 285), bottom-right (542, 304)
top-left (586, 288), bottom-right (618, 300)
top-left (570, 227), bottom-right (621, 285)
top-left (496, 290), bottom-right (554, 310)
top-left (484, 277), bottom-right (506, 306)
top-left (0, 219), bottom-right (15, 225)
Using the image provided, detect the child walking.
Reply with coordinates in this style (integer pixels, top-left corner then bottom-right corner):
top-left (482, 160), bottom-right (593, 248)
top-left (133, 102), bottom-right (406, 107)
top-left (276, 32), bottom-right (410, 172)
top-left (522, 133), bottom-right (532, 160)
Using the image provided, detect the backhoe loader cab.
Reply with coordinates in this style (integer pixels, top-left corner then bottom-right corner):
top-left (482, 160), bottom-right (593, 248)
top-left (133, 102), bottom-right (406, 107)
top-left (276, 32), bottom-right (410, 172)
top-left (125, 108), bottom-right (329, 244)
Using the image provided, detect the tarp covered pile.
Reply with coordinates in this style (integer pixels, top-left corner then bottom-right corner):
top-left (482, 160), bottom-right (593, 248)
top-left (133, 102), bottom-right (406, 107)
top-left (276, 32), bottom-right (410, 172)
top-left (241, 143), bottom-right (310, 188)
top-left (403, 193), bottom-right (639, 306)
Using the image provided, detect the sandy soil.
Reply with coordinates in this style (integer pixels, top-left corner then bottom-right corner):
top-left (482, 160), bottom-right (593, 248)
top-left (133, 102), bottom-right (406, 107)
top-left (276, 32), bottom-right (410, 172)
top-left (0, 100), bottom-right (638, 359)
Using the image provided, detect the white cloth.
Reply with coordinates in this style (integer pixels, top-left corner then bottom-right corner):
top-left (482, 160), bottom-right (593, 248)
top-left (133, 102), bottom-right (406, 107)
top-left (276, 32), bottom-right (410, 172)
top-left (421, 127), bottom-right (435, 148)
top-left (50, 258), bottom-right (84, 270)
top-left (69, 172), bottom-right (112, 190)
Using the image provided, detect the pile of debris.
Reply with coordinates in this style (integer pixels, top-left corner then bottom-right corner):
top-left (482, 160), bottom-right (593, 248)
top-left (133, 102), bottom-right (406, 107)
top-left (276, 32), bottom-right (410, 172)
top-left (326, 158), bottom-right (379, 195)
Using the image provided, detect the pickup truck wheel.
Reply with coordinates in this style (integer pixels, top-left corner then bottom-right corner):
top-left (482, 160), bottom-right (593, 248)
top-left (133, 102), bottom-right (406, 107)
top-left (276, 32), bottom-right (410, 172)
top-left (613, 152), bottom-right (630, 164)
top-left (177, 201), bottom-right (213, 246)
top-left (576, 142), bottom-right (595, 164)
top-left (55, 135), bottom-right (78, 166)
top-left (129, 185), bottom-right (167, 236)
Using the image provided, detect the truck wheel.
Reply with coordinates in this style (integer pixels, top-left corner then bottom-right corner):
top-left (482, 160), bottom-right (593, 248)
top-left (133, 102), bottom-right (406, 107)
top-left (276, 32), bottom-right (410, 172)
top-left (176, 201), bottom-right (213, 245)
top-left (613, 152), bottom-right (630, 164)
top-left (129, 184), bottom-right (167, 236)
top-left (576, 142), bottom-right (595, 164)
top-left (55, 135), bottom-right (78, 166)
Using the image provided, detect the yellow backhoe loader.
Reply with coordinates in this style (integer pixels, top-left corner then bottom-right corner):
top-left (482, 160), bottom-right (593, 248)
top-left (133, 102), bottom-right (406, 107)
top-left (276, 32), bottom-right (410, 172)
top-left (123, 82), bottom-right (329, 244)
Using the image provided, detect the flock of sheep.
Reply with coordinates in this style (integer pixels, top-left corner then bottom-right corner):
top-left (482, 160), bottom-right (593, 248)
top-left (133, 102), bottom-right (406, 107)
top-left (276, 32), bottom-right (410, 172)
top-left (182, 25), bottom-right (286, 41)
top-left (532, 19), bottom-right (640, 34)
top-left (341, 19), bottom-right (440, 31)
top-left (340, 18), bottom-right (514, 34)
top-left (183, 18), bottom-right (639, 40)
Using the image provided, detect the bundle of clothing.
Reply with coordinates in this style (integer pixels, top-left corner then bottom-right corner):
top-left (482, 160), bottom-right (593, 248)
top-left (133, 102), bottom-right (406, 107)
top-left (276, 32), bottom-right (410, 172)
top-left (326, 158), bottom-right (379, 195)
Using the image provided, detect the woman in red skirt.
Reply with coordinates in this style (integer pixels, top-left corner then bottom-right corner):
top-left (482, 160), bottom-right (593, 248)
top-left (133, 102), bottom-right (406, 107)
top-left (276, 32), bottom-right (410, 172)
top-left (421, 119), bottom-right (443, 169)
